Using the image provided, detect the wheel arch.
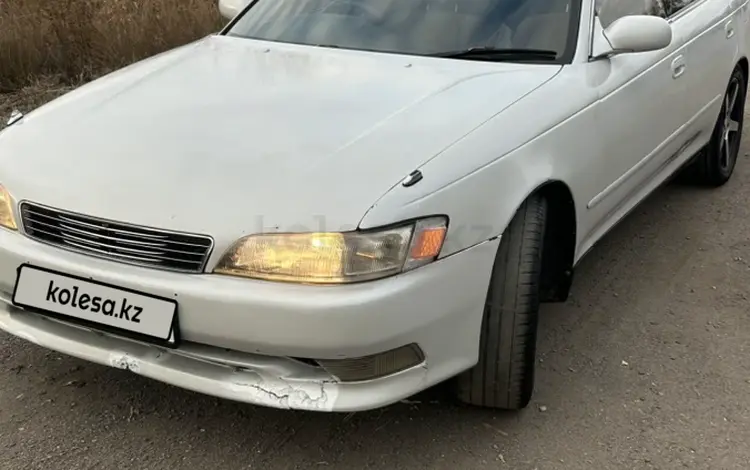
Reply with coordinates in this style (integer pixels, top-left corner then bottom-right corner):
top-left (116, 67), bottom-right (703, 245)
top-left (737, 57), bottom-right (748, 82)
top-left (527, 180), bottom-right (577, 302)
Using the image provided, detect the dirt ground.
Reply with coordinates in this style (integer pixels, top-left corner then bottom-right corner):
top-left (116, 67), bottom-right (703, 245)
top-left (1, 98), bottom-right (750, 470)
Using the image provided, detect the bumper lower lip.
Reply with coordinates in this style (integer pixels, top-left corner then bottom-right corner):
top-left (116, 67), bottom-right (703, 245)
top-left (0, 297), bottom-right (430, 412)
top-left (0, 228), bottom-right (500, 411)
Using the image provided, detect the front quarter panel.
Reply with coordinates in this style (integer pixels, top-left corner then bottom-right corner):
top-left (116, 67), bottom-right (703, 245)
top-left (359, 67), bottom-right (599, 260)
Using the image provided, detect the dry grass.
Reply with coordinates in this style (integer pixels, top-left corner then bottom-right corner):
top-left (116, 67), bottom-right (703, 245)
top-left (0, 0), bottom-right (223, 94)
top-left (0, 77), bottom-right (78, 122)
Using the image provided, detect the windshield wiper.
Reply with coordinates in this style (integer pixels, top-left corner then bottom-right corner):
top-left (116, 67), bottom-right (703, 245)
top-left (430, 47), bottom-right (558, 61)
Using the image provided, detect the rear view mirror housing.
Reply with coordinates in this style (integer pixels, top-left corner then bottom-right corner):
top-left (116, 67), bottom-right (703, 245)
top-left (592, 15), bottom-right (673, 59)
top-left (218, 0), bottom-right (251, 20)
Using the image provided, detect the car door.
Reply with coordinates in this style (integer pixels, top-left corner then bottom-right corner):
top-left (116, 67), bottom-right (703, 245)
top-left (670, 0), bottom-right (744, 138)
top-left (741, 0), bottom-right (750, 53)
top-left (585, 0), bottom-right (692, 232)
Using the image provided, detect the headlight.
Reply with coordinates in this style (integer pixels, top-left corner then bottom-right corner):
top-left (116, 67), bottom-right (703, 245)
top-left (213, 216), bottom-right (448, 284)
top-left (0, 184), bottom-right (17, 230)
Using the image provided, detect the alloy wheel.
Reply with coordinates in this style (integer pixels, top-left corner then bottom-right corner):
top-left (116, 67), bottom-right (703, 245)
top-left (718, 75), bottom-right (744, 174)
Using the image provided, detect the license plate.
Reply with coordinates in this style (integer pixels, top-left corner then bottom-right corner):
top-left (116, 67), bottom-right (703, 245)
top-left (12, 264), bottom-right (178, 345)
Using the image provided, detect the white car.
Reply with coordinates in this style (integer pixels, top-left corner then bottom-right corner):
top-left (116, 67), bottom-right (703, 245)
top-left (0, 0), bottom-right (747, 412)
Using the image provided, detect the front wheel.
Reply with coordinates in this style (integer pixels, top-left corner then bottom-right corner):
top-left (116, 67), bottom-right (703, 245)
top-left (454, 195), bottom-right (547, 410)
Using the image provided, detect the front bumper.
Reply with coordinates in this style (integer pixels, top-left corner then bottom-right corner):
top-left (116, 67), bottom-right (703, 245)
top-left (0, 228), bottom-right (499, 411)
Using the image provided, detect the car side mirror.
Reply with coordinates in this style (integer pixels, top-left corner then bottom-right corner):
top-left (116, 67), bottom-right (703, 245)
top-left (218, 0), bottom-right (251, 20)
top-left (593, 15), bottom-right (672, 59)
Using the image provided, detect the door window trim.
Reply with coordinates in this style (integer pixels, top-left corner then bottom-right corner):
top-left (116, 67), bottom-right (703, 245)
top-left (664, 0), bottom-right (706, 23)
top-left (590, 0), bottom-right (707, 28)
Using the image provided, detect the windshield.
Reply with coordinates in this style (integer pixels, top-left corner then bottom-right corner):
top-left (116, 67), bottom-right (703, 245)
top-left (226, 0), bottom-right (580, 62)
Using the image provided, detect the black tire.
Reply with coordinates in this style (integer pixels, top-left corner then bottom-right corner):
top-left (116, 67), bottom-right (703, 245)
top-left (454, 194), bottom-right (547, 410)
top-left (682, 65), bottom-right (747, 187)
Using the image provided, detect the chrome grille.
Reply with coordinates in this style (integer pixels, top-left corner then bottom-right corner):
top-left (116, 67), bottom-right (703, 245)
top-left (20, 202), bottom-right (213, 273)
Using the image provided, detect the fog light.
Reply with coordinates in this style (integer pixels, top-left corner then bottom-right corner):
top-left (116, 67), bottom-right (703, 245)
top-left (317, 344), bottom-right (425, 382)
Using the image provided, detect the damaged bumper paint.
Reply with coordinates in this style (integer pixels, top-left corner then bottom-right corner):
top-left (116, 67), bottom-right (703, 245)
top-left (0, 228), bottom-right (499, 412)
top-left (0, 300), bottom-right (343, 410)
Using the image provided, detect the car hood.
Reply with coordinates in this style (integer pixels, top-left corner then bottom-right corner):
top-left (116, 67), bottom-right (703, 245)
top-left (0, 35), bottom-right (560, 252)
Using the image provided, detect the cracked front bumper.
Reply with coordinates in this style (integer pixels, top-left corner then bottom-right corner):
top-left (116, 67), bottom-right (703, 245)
top-left (0, 228), bottom-right (499, 411)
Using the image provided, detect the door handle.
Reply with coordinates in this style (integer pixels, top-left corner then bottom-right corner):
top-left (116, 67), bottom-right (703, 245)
top-left (671, 56), bottom-right (686, 79)
top-left (726, 20), bottom-right (735, 38)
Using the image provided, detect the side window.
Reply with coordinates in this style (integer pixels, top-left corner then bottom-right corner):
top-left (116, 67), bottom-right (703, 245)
top-left (595, 0), bottom-right (666, 28)
top-left (662, 0), bottom-right (696, 16)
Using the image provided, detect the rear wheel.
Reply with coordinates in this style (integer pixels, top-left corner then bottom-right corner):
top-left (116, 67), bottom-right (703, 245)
top-left (454, 195), bottom-right (547, 410)
top-left (682, 65), bottom-right (746, 187)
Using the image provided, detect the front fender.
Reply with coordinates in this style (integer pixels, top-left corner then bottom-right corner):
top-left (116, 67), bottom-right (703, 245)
top-left (358, 140), bottom-right (559, 258)
top-left (359, 69), bottom-right (600, 259)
